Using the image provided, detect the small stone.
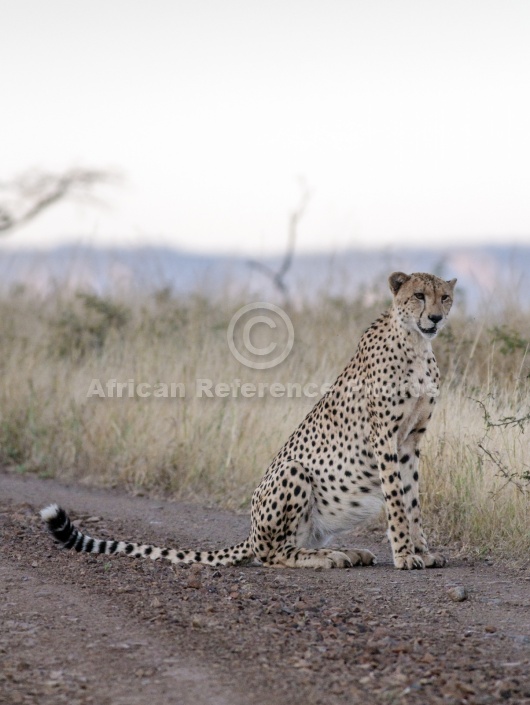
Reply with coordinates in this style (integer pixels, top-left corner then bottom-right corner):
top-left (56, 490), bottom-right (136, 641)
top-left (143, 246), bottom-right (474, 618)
top-left (447, 585), bottom-right (467, 602)
top-left (420, 652), bottom-right (436, 664)
top-left (186, 577), bottom-right (202, 589)
top-left (485, 625), bottom-right (497, 633)
top-left (292, 658), bottom-right (311, 669)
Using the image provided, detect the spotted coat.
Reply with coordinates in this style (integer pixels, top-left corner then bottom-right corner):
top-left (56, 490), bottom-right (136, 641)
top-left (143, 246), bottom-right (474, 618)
top-left (42, 271), bottom-right (456, 571)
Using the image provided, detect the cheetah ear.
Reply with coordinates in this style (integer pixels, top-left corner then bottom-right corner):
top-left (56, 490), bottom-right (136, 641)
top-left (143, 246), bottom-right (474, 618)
top-left (389, 272), bottom-right (410, 296)
top-left (446, 278), bottom-right (457, 291)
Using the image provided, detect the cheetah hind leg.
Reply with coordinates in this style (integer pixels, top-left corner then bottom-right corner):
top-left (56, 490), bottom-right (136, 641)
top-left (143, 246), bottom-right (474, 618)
top-left (263, 547), bottom-right (376, 569)
top-left (251, 461), bottom-right (375, 569)
top-left (341, 548), bottom-right (377, 566)
top-left (263, 546), bottom-right (357, 569)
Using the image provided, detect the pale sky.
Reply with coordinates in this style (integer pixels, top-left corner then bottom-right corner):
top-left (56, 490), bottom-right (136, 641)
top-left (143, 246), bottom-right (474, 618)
top-left (2, 0), bottom-right (530, 254)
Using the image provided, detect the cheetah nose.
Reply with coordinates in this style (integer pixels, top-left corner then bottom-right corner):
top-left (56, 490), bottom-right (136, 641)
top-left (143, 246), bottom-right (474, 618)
top-left (428, 314), bottom-right (442, 324)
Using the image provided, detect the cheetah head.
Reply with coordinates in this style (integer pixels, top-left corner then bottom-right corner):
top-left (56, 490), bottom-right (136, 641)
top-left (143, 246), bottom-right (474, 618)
top-left (389, 271), bottom-right (457, 340)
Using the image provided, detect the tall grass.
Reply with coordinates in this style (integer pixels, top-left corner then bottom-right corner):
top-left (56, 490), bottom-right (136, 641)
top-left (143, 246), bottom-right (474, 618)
top-left (0, 284), bottom-right (528, 558)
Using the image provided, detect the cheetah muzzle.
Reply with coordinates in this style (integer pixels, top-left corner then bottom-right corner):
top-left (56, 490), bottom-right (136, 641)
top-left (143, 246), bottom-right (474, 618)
top-left (41, 271), bottom-right (456, 571)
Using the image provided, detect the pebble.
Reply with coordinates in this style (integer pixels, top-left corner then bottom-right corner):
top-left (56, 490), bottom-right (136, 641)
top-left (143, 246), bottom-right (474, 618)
top-left (447, 585), bottom-right (467, 602)
top-left (186, 576), bottom-right (202, 589)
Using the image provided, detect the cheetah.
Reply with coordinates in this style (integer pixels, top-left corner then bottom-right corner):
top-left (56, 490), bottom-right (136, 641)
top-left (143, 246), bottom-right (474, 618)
top-left (42, 271), bottom-right (456, 571)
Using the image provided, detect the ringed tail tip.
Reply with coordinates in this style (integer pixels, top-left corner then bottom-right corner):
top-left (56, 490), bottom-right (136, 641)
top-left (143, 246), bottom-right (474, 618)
top-left (40, 504), bottom-right (61, 522)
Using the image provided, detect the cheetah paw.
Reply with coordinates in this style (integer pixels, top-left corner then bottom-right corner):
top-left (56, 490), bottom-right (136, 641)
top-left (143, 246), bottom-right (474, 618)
top-left (394, 553), bottom-right (425, 570)
top-left (422, 552), bottom-right (446, 568)
top-left (325, 551), bottom-right (354, 569)
top-left (343, 548), bottom-right (377, 566)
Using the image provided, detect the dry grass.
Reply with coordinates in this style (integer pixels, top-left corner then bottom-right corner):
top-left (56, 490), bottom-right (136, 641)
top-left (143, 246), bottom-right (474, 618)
top-left (1, 284), bottom-right (529, 558)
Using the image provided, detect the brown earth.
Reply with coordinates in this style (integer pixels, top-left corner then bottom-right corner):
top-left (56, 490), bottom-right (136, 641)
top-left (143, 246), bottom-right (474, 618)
top-left (1, 470), bottom-right (529, 705)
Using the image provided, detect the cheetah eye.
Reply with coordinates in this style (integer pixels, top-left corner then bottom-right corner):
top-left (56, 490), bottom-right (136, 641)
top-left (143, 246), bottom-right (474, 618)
top-left (441, 294), bottom-right (450, 302)
top-left (414, 293), bottom-right (425, 301)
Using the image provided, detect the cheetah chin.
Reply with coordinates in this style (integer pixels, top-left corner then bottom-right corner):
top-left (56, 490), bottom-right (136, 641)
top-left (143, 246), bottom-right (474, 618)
top-left (41, 271), bottom-right (456, 572)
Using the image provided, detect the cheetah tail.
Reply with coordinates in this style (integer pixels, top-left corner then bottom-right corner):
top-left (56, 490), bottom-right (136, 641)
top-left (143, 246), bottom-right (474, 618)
top-left (40, 504), bottom-right (253, 567)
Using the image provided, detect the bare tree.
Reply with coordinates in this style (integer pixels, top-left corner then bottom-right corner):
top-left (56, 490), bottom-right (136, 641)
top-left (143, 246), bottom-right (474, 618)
top-left (0, 168), bottom-right (116, 235)
top-left (248, 182), bottom-right (310, 301)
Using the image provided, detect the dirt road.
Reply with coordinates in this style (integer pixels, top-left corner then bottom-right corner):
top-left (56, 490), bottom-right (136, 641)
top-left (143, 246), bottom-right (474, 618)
top-left (1, 471), bottom-right (529, 705)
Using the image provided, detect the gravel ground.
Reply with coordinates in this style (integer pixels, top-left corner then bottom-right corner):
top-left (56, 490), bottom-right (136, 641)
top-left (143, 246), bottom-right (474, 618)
top-left (1, 471), bottom-right (529, 705)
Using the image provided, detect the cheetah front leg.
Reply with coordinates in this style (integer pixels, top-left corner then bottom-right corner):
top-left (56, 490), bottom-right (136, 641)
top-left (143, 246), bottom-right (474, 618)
top-left (398, 443), bottom-right (446, 568)
top-left (371, 432), bottom-right (425, 570)
top-left (250, 462), bottom-right (373, 569)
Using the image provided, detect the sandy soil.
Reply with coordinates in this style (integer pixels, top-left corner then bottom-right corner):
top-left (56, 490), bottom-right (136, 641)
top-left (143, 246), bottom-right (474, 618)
top-left (1, 470), bottom-right (529, 705)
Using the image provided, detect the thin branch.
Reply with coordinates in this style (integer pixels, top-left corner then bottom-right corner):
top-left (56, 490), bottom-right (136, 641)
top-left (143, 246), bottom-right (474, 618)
top-left (0, 168), bottom-right (118, 235)
top-left (478, 443), bottom-right (530, 495)
top-left (248, 182), bottom-right (311, 300)
top-left (472, 397), bottom-right (530, 495)
top-left (472, 397), bottom-right (530, 432)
